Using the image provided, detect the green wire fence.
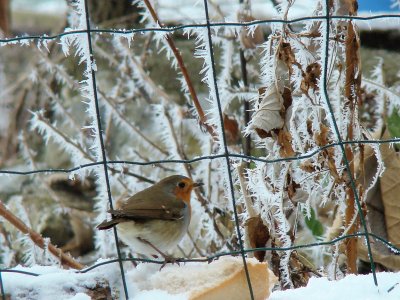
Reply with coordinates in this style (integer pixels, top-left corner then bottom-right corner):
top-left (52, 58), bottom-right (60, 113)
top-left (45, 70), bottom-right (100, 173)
top-left (0, 0), bottom-right (400, 299)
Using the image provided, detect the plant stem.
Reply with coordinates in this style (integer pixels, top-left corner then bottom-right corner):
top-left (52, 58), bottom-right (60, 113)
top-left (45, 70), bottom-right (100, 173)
top-left (240, 49), bottom-right (251, 161)
top-left (0, 201), bottom-right (84, 270)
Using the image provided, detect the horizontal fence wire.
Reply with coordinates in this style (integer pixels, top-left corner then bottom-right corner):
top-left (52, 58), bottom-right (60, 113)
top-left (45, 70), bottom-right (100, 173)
top-left (0, 1), bottom-right (400, 299)
top-left (1, 13), bottom-right (400, 44)
top-left (0, 138), bottom-right (399, 175)
top-left (1, 232), bottom-right (398, 274)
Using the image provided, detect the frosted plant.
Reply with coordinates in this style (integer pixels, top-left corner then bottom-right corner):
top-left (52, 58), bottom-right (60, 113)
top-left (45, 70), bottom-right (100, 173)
top-left (1, 0), bottom-right (399, 294)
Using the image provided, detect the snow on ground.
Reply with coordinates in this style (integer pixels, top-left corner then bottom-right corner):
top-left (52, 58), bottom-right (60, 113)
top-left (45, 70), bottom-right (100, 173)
top-left (270, 272), bottom-right (400, 300)
top-left (2, 263), bottom-right (400, 300)
top-left (1, 262), bottom-right (121, 300)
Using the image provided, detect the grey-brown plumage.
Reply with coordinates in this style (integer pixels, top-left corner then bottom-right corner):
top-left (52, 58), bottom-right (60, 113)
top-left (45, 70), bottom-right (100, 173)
top-left (97, 175), bottom-right (202, 258)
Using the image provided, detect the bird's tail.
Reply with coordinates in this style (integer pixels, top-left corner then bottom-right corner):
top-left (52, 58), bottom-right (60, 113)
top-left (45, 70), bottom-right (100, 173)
top-left (97, 219), bottom-right (120, 230)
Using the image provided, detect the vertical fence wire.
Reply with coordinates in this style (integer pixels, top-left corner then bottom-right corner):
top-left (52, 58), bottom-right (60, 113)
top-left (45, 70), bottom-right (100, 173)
top-left (82, 0), bottom-right (129, 298)
top-left (202, 0), bottom-right (255, 299)
top-left (321, 0), bottom-right (378, 285)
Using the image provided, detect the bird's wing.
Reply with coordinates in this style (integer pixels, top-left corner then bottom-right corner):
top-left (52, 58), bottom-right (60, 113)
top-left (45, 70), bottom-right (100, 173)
top-left (97, 218), bottom-right (124, 230)
top-left (109, 189), bottom-right (187, 221)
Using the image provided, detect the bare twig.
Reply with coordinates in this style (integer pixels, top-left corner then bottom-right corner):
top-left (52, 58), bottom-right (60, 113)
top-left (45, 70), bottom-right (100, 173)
top-left (239, 49), bottom-right (252, 161)
top-left (142, 0), bottom-right (215, 137)
top-left (0, 200), bottom-right (84, 270)
top-left (34, 113), bottom-right (155, 184)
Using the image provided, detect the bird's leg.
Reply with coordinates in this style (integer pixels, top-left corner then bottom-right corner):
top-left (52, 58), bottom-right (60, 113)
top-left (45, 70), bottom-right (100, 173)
top-left (137, 237), bottom-right (180, 269)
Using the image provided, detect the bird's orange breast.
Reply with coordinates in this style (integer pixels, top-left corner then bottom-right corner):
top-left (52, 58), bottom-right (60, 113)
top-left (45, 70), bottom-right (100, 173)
top-left (173, 186), bottom-right (193, 206)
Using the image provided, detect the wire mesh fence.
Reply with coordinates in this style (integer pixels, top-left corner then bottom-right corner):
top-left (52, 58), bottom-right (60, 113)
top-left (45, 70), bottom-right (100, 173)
top-left (1, 0), bottom-right (400, 299)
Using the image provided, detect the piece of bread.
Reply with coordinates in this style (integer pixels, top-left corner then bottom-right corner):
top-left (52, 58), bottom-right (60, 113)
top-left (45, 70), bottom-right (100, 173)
top-left (190, 257), bottom-right (277, 300)
top-left (129, 257), bottom-right (278, 300)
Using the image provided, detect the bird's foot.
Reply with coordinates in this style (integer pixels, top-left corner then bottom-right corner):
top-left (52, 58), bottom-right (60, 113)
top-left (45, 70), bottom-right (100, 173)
top-left (159, 255), bottom-right (181, 270)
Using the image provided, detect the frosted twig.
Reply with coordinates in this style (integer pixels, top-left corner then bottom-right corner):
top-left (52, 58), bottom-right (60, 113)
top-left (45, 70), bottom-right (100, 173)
top-left (104, 112), bottom-right (113, 147)
top-left (20, 131), bottom-right (66, 207)
top-left (142, 0), bottom-right (215, 137)
top-left (31, 112), bottom-right (92, 163)
top-left (39, 79), bottom-right (82, 133)
top-left (0, 200), bottom-right (84, 270)
top-left (363, 78), bottom-right (400, 99)
top-left (163, 108), bottom-right (210, 209)
top-left (98, 89), bottom-right (168, 156)
top-left (94, 41), bottom-right (173, 104)
top-left (35, 48), bottom-right (79, 89)
top-left (32, 112), bottom-right (154, 183)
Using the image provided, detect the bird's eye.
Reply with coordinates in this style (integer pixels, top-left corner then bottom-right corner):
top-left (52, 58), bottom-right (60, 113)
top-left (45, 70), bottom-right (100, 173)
top-left (178, 182), bottom-right (186, 188)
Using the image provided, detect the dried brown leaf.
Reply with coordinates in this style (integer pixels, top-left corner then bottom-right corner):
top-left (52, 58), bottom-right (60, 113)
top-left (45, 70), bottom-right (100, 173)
top-left (282, 87), bottom-right (293, 110)
top-left (315, 124), bottom-right (330, 146)
top-left (337, 0), bottom-right (358, 15)
top-left (246, 216), bottom-right (270, 262)
top-left (380, 131), bottom-right (400, 248)
top-left (278, 129), bottom-right (295, 158)
top-left (223, 114), bottom-right (240, 145)
top-left (358, 240), bottom-right (400, 271)
top-left (254, 128), bottom-right (271, 139)
top-left (300, 160), bottom-right (316, 173)
top-left (286, 173), bottom-right (301, 201)
top-left (344, 21), bottom-right (361, 105)
top-left (327, 159), bottom-right (341, 183)
top-left (278, 42), bottom-right (296, 75)
top-left (289, 252), bottom-right (310, 288)
top-left (300, 62), bottom-right (321, 95)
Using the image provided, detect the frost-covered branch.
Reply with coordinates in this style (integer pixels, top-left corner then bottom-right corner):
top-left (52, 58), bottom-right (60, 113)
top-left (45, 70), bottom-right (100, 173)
top-left (0, 200), bottom-right (84, 270)
top-left (140, 0), bottom-right (214, 136)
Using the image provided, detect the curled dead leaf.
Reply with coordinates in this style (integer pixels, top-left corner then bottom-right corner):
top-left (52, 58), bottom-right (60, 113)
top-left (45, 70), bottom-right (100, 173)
top-left (278, 42), bottom-right (297, 75)
top-left (300, 160), bottom-right (316, 173)
top-left (249, 86), bottom-right (284, 138)
top-left (286, 174), bottom-right (308, 204)
top-left (301, 62), bottom-right (321, 95)
top-left (282, 87), bottom-right (293, 110)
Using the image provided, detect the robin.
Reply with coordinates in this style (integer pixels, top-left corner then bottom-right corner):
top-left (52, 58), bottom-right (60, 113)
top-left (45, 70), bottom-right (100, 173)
top-left (97, 175), bottom-right (202, 264)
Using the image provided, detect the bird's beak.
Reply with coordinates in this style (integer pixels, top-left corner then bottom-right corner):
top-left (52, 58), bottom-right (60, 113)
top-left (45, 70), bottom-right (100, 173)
top-left (192, 182), bottom-right (204, 188)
